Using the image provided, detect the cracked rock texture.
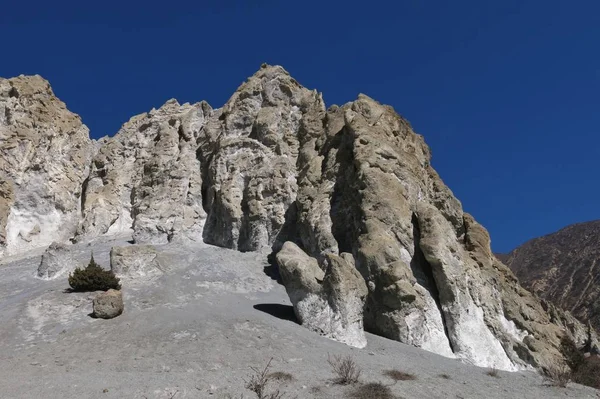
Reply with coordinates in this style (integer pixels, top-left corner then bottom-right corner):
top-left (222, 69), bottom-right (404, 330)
top-left (36, 242), bottom-right (78, 280)
top-left (77, 99), bottom-right (212, 245)
top-left (110, 245), bottom-right (163, 278)
top-left (0, 75), bottom-right (92, 256)
top-left (276, 241), bottom-right (368, 348)
top-left (0, 65), bottom-right (594, 372)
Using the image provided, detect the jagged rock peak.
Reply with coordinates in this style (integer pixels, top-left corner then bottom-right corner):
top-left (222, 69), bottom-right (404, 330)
top-left (0, 74), bottom-right (92, 257)
top-left (0, 67), bottom-right (594, 374)
top-left (77, 97), bottom-right (213, 244)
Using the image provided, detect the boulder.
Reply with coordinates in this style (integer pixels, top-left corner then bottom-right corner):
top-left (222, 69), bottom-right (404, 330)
top-left (276, 241), bottom-right (368, 348)
top-left (36, 242), bottom-right (77, 280)
top-left (110, 245), bottom-right (162, 277)
top-left (92, 289), bottom-right (124, 319)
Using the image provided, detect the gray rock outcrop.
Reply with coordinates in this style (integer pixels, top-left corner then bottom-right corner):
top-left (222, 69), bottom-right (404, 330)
top-left (276, 241), bottom-right (368, 348)
top-left (0, 75), bottom-right (93, 256)
top-left (1, 65), bottom-right (593, 372)
top-left (110, 245), bottom-right (162, 277)
top-left (36, 242), bottom-right (77, 280)
top-left (92, 289), bottom-right (124, 319)
top-left (77, 99), bottom-right (213, 244)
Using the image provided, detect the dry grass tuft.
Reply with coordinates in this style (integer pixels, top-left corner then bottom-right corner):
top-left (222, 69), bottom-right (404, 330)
top-left (438, 373), bottom-right (451, 379)
top-left (543, 365), bottom-right (571, 388)
top-left (267, 371), bottom-right (294, 382)
top-left (327, 353), bottom-right (361, 385)
top-left (382, 369), bottom-right (417, 382)
top-left (486, 368), bottom-right (500, 378)
top-left (349, 382), bottom-right (396, 399)
top-left (244, 358), bottom-right (285, 399)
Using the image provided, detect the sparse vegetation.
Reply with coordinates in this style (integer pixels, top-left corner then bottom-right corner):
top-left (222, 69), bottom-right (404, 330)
top-left (349, 382), bottom-right (396, 399)
top-left (486, 368), bottom-right (500, 378)
top-left (68, 254), bottom-right (121, 292)
top-left (327, 353), bottom-right (361, 385)
top-left (244, 358), bottom-right (285, 399)
top-left (543, 365), bottom-right (571, 388)
top-left (268, 371), bottom-right (294, 382)
top-left (557, 335), bottom-right (600, 389)
top-left (382, 369), bottom-right (416, 382)
top-left (438, 373), bottom-right (451, 379)
top-left (572, 356), bottom-right (600, 389)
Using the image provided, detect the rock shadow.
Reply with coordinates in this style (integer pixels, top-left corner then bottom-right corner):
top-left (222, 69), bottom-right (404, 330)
top-left (253, 303), bottom-right (298, 324)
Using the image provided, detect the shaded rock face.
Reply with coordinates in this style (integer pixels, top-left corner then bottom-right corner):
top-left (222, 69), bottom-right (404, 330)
top-left (502, 221), bottom-right (600, 333)
top-left (276, 241), bottom-right (368, 348)
top-left (37, 242), bottom-right (77, 280)
top-left (92, 289), bottom-right (124, 319)
top-left (77, 99), bottom-right (212, 245)
top-left (1, 66), bottom-right (592, 372)
top-left (0, 76), bottom-right (93, 256)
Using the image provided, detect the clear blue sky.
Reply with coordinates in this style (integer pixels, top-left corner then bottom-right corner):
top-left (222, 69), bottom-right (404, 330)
top-left (2, 1), bottom-right (598, 252)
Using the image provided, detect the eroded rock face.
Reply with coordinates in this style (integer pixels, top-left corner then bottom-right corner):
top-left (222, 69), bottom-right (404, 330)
top-left (276, 241), bottom-right (368, 348)
top-left (92, 289), bottom-right (124, 319)
top-left (274, 90), bottom-right (585, 371)
top-left (0, 75), bottom-right (92, 256)
top-left (77, 99), bottom-right (213, 245)
top-left (201, 65), bottom-right (325, 252)
top-left (37, 242), bottom-right (78, 280)
top-left (110, 245), bottom-right (162, 278)
top-left (2, 66), bottom-right (592, 372)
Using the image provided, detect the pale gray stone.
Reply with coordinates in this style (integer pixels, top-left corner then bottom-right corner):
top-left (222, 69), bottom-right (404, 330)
top-left (110, 245), bottom-right (162, 277)
top-left (92, 289), bottom-right (124, 319)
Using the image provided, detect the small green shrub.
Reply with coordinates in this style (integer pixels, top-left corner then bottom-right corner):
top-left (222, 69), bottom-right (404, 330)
top-left (68, 255), bottom-right (121, 292)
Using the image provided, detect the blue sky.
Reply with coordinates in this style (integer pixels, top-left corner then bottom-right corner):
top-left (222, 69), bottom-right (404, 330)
top-left (2, 0), bottom-right (598, 252)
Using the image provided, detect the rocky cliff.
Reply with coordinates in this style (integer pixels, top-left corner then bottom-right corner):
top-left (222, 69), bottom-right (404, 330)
top-left (0, 76), bottom-right (92, 257)
top-left (0, 65), bottom-right (594, 372)
top-left (503, 220), bottom-right (600, 333)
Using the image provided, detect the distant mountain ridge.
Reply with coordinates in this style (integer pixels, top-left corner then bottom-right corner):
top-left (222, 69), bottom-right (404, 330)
top-left (502, 220), bottom-right (600, 331)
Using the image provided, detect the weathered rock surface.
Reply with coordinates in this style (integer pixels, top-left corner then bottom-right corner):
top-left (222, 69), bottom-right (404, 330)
top-left (92, 289), bottom-right (124, 319)
top-left (77, 99), bottom-right (213, 245)
top-left (201, 65), bottom-right (323, 252)
top-left (502, 220), bottom-right (600, 333)
top-left (0, 75), bottom-right (92, 256)
top-left (1, 66), bottom-right (594, 372)
top-left (36, 242), bottom-right (77, 280)
top-left (110, 245), bottom-right (162, 277)
top-left (276, 241), bottom-right (368, 348)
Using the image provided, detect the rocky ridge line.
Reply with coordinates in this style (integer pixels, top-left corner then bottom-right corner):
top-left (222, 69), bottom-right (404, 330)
top-left (0, 65), bottom-right (595, 372)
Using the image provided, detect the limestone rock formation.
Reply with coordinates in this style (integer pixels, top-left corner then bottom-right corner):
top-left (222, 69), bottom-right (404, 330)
top-left (92, 289), bottom-right (124, 319)
top-left (0, 75), bottom-right (92, 256)
top-left (110, 245), bottom-right (162, 277)
top-left (201, 65), bottom-right (324, 252)
top-left (502, 220), bottom-right (600, 332)
top-left (77, 99), bottom-right (213, 244)
top-left (1, 66), bottom-right (593, 372)
top-left (36, 242), bottom-right (78, 280)
top-left (276, 241), bottom-right (368, 348)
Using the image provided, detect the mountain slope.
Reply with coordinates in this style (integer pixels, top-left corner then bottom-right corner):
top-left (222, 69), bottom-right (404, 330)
top-left (503, 220), bottom-right (600, 331)
top-left (0, 66), bottom-right (596, 373)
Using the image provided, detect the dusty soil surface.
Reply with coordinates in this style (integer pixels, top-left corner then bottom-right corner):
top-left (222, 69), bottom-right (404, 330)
top-left (0, 237), bottom-right (597, 399)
